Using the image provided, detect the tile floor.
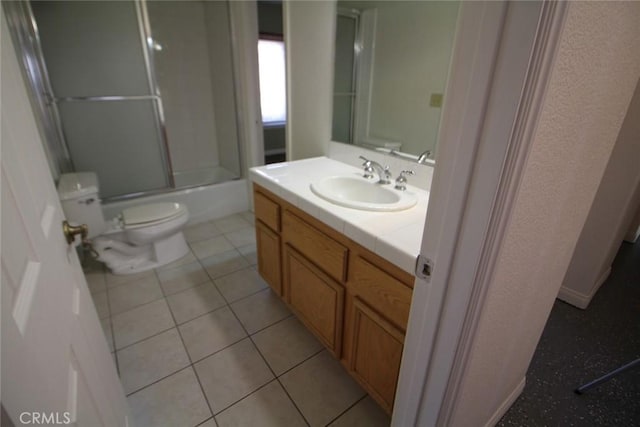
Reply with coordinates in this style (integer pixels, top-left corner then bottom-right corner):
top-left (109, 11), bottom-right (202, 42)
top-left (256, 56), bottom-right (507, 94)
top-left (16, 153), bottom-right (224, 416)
top-left (85, 212), bottom-right (390, 427)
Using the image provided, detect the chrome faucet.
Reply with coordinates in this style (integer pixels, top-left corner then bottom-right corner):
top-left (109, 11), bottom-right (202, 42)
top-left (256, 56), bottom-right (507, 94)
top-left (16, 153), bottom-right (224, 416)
top-left (417, 150), bottom-right (432, 164)
top-left (359, 156), bottom-right (392, 184)
top-left (394, 170), bottom-right (415, 191)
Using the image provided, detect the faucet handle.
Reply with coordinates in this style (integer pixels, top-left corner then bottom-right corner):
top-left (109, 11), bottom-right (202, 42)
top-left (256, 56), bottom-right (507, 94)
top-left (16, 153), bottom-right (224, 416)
top-left (394, 170), bottom-right (415, 191)
top-left (363, 165), bottom-right (375, 179)
top-left (383, 165), bottom-right (392, 179)
top-left (359, 156), bottom-right (375, 179)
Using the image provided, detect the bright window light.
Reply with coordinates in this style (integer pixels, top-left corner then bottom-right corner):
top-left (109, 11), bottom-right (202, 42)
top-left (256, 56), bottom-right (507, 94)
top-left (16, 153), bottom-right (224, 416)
top-left (258, 39), bottom-right (287, 125)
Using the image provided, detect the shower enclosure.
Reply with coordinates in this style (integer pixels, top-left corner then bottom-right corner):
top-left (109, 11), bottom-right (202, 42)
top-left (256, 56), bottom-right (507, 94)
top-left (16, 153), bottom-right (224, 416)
top-left (4, 0), bottom-right (242, 201)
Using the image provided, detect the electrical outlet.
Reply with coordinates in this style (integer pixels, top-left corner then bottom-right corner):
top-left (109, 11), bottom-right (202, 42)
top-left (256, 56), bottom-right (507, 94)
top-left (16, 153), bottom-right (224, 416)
top-left (430, 93), bottom-right (443, 108)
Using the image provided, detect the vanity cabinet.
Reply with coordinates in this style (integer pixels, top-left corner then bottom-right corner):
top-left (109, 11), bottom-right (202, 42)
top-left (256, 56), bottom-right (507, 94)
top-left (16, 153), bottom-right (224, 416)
top-left (256, 221), bottom-right (282, 295)
top-left (284, 245), bottom-right (344, 357)
top-left (349, 298), bottom-right (405, 412)
top-left (253, 184), bottom-right (414, 414)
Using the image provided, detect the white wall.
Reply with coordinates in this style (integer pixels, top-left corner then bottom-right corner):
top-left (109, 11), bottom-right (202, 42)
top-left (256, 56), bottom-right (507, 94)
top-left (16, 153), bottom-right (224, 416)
top-left (284, 0), bottom-right (336, 160)
top-left (448, 2), bottom-right (640, 425)
top-left (358, 2), bottom-right (459, 156)
top-left (559, 79), bottom-right (640, 309)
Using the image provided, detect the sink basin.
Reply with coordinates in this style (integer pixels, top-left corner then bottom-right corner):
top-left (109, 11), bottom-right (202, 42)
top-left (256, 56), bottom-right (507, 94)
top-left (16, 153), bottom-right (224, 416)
top-left (310, 176), bottom-right (417, 212)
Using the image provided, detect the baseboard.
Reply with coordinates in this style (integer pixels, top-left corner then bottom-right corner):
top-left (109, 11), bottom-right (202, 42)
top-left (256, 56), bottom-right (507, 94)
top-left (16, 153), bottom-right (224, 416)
top-left (485, 377), bottom-right (526, 427)
top-left (624, 227), bottom-right (640, 243)
top-left (485, 376), bottom-right (527, 427)
top-left (557, 266), bottom-right (611, 309)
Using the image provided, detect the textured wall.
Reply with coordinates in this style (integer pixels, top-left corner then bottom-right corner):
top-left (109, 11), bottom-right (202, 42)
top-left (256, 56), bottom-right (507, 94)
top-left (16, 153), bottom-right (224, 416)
top-left (449, 2), bottom-right (640, 425)
top-left (559, 80), bottom-right (640, 308)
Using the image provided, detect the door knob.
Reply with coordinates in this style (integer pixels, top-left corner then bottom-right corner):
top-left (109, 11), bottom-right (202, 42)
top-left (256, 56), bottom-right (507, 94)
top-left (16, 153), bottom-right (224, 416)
top-left (62, 220), bottom-right (88, 245)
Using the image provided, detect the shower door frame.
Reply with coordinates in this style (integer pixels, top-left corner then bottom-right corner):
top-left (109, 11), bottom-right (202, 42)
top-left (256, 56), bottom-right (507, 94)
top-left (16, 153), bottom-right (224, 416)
top-left (3, 0), bottom-right (178, 201)
top-left (334, 8), bottom-right (361, 145)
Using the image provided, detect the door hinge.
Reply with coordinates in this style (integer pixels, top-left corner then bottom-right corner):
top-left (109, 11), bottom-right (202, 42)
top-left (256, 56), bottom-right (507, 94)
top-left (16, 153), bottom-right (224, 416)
top-left (415, 255), bottom-right (433, 282)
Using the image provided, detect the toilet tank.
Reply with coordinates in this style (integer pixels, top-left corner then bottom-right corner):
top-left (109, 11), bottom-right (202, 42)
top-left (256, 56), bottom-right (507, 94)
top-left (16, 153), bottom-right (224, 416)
top-left (57, 172), bottom-right (106, 238)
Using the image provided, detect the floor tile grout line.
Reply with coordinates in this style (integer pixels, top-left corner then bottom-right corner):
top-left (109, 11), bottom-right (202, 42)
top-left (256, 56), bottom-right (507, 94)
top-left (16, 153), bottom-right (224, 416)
top-left (176, 308), bottom-right (290, 366)
top-left (205, 261), bottom-right (254, 288)
top-left (210, 378), bottom-right (278, 418)
top-left (245, 327), bottom-right (312, 427)
top-left (195, 249), bottom-right (267, 308)
top-left (192, 352), bottom-right (228, 419)
top-left (189, 228), bottom-right (253, 262)
top-left (188, 335), bottom-right (248, 366)
top-left (159, 276), bottom-right (214, 298)
top-left (164, 289), bottom-right (217, 420)
top-left (109, 292), bottom-right (166, 319)
top-left (114, 323), bottom-right (177, 353)
top-left (101, 267), bottom-right (121, 376)
top-left (275, 375), bottom-right (312, 427)
top-left (323, 395), bottom-right (369, 427)
top-left (124, 364), bottom-right (194, 398)
top-left (275, 347), bottom-right (325, 379)
top-left (110, 283), bottom-right (231, 336)
top-left (248, 312), bottom-right (295, 337)
top-left (123, 359), bottom-right (192, 397)
top-left (212, 297), bottom-right (299, 421)
top-left (187, 312), bottom-right (309, 369)
top-left (225, 290), bottom-right (293, 335)
top-left (194, 416), bottom-right (216, 427)
top-left (222, 281), bottom-right (272, 306)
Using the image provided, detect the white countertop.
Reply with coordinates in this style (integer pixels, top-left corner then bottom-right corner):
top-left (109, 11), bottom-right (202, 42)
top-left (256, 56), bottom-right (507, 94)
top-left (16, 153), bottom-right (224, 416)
top-left (249, 157), bottom-right (429, 275)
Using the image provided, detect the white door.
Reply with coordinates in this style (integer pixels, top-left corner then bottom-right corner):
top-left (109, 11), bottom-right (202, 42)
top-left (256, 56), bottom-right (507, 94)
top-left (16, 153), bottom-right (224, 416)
top-left (1, 11), bottom-right (128, 426)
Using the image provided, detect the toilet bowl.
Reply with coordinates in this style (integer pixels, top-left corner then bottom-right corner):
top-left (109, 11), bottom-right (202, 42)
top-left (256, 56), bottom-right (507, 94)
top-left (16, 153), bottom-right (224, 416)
top-left (58, 172), bottom-right (190, 275)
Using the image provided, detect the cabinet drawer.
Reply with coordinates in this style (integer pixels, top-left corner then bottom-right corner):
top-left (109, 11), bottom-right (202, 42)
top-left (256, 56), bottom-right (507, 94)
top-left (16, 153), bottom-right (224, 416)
top-left (282, 211), bottom-right (348, 282)
top-left (254, 189), bottom-right (281, 232)
top-left (256, 220), bottom-right (282, 295)
top-left (350, 298), bottom-right (404, 413)
top-left (348, 255), bottom-right (412, 330)
top-left (284, 245), bottom-right (344, 357)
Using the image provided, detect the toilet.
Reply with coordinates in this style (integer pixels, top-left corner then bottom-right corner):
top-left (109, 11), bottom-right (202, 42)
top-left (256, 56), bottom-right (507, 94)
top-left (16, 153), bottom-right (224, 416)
top-left (58, 172), bottom-right (190, 275)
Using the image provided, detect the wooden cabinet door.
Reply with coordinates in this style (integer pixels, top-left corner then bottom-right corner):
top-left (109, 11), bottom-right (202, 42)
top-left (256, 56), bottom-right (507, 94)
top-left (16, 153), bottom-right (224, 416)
top-left (256, 220), bottom-right (282, 295)
top-left (349, 298), bottom-right (405, 413)
top-left (284, 245), bottom-right (344, 357)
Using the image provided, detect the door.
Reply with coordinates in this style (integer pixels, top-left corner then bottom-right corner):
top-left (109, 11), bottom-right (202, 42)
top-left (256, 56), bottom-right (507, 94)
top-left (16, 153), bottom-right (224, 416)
top-left (1, 11), bottom-right (128, 426)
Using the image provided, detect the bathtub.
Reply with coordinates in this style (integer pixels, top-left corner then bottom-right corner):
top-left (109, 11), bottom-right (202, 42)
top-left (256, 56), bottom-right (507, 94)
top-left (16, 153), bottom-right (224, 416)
top-left (172, 166), bottom-right (238, 188)
top-left (103, 178), bottom-right (250, 225)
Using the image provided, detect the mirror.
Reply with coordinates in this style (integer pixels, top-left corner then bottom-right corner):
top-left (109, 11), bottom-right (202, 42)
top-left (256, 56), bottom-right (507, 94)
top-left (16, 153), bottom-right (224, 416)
top-left (331, 1), bottom-right (460, 162)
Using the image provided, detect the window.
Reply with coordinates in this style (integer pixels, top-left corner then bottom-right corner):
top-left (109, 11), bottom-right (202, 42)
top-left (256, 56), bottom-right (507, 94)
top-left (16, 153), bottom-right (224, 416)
top-left (258, 38), bottom-right (287, 125)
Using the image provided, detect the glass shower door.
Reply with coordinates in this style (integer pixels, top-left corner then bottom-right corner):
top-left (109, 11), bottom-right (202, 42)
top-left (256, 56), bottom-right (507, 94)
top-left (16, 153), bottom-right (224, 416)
top-left (31, 0), bottom-right (171, 199)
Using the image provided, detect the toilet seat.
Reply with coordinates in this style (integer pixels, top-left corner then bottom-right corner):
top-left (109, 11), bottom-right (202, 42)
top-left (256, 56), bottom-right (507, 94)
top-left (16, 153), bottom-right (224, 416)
top-left (122, 202), bottom-right (188, 229)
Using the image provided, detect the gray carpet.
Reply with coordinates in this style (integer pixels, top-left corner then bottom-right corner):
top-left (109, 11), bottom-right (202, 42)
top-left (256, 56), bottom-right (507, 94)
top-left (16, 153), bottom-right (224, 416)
top-left (498, 241), bottom-right (640, 426)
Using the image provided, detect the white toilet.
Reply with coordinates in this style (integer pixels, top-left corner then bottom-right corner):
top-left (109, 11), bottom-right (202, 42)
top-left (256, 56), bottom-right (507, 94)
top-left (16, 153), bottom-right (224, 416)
top-left (58, 172), bottom-right (190, 275)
